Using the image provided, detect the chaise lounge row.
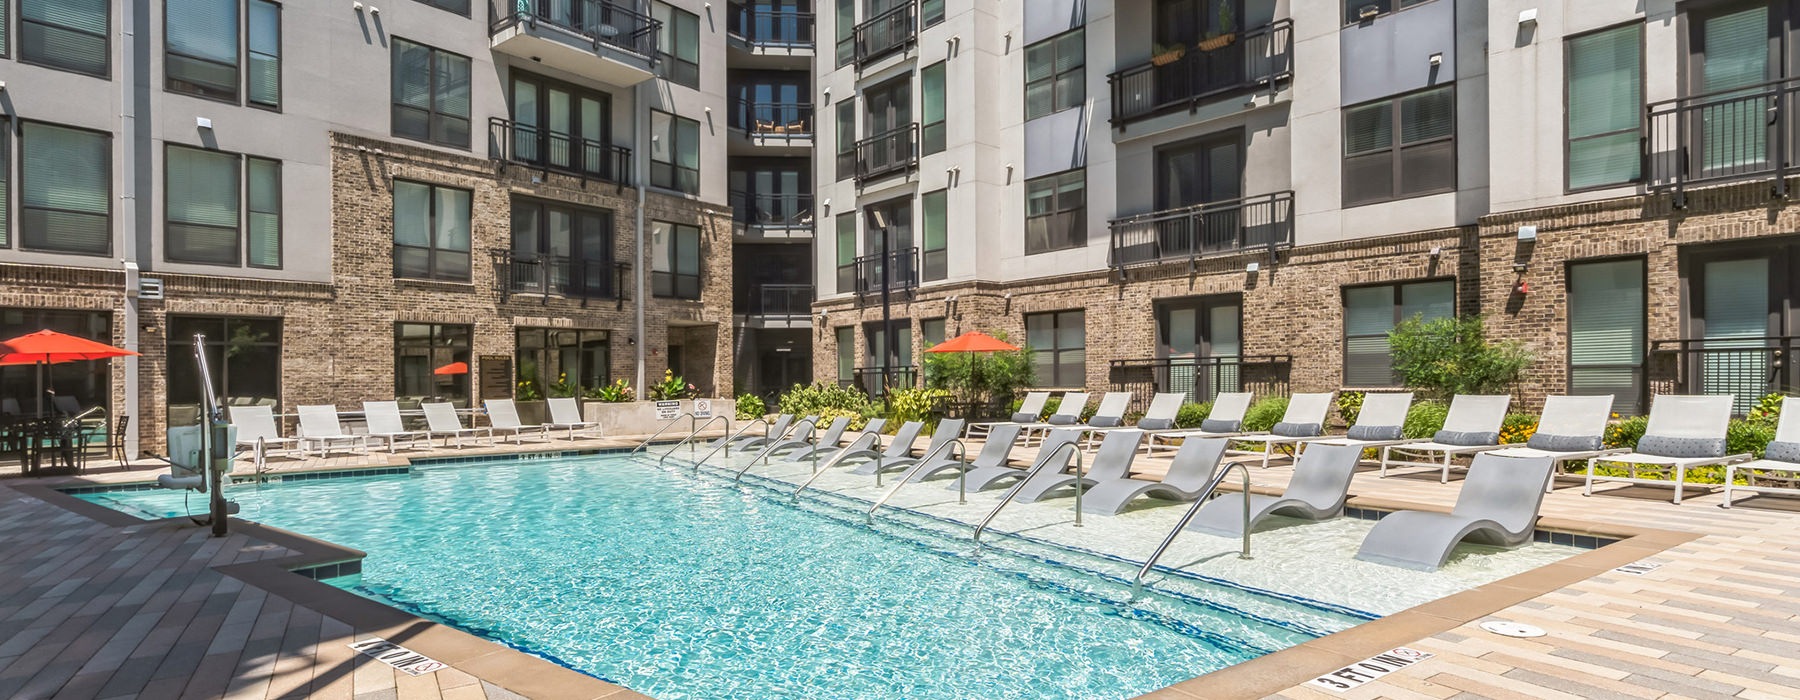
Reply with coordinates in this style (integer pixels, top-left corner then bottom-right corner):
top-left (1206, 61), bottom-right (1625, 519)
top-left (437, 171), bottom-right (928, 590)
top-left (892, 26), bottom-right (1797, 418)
top-left (228, 397), bottom-right (603, 463)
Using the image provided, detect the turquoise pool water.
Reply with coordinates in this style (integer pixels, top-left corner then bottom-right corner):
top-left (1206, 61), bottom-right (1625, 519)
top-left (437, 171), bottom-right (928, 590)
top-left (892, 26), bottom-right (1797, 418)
top-left (76, 455), bottom-right (1370, 699)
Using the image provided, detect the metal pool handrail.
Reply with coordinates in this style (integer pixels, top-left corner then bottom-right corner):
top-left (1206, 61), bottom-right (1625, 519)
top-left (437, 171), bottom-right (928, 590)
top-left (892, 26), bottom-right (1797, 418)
top-left (972, 441), bottom-right (1084, 542)
top-left (632, 412), bottom-right (695, 455)
top-left (867, 438), bottom-right (966, 524)
top-left (659, 415), bottom-right (731, 467)
top-left (1131, 460), bottom-right (1253, 597)
top-left (787, 431), bottom-right (884, 499)
top-left (691, 418), bottom-right (767, 470)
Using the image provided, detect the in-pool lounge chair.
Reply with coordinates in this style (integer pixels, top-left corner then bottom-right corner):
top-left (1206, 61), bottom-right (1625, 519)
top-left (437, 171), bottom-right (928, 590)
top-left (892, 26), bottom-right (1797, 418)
top-left (1224, 392), bottom-right (1336, 469)
top-left (1726, 397), bottom-right (1800, 508)
top-left (1356, 453), bottom-right (1558, 571)
top-left (1487, 395), bottom-right (1624, 492)
top-left (1584, 394), bottom-right (1750, 504)
top-left (731, 414), bottom-right (794, 451)
top-left (229, 404), bottom-right (299, 465)
top-left (846, 421), bottom-right (926, 475)
top-left (363, 401), bottom-right (429, 453)
top-left (757, 416), bottom-right (820, 457)
top-left (918, 423), bottom-right (1022, 483)
top-left (1186, 442), bottom-right (1363, 537)
top-left (1082, 437), bottom-right (1231, 514)
top-left (423, 402), bottom-right (492, 448)
top-left (1146, 392), bottom-right (1255, 454)
top-left (546, 397), bottom-right (601, 439)
top-left (967, 392), bottom-right (1051, 439)
top-left (485, 399), bottom-right (551, 444)
top-left (296, 405), bottom-right (368, 456)
top-left (776, 416), bottom-right (848, 459)
top-left (789, 417), bottom-right (878, 462)
top-left (1019, 392), bottom-right (1091, 444)
top-left (1379, 394), bottom-right (1513, 483)
top-left (881, 419), bottom-right (966, 473)
top-left (1010, 429), bottom-right (1143, 504)
top-left (807, 419), bottom-right (886, 465)
top-left (960, 429), bottom-right (1082, 491)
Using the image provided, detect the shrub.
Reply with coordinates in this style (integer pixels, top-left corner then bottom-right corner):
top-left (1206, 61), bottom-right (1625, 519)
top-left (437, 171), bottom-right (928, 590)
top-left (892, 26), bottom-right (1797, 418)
top-left (1728, 418), bottom-right (1775, 459)
top-left (648, 369), bottom-right (698, 400)
top-left (1039, 396), bottom-right (1061, 421)
top-left (1389, 315), bottom-right (1532, 399)
top-left (1747, 392), bottom-right (1787, 428)
top-left (1499, 413), bottom-right (1537, 444)
top-left (1242, 396), bottom-right (1288, 432)
top-left (734, 393), bottom-right (766, 420)
top-left (1401, 400), bottom-right (1449, 439)
top-left (1336, 391), bottom-right (1365, 427)
top-left (777, 383), bottom-right (876, 418)
top-left (922, 335), bottom-right (1036, 417)
top-left (1604, 415), bottom-right (1647, 450)
top-left (1174, 401), bottom-right (1212, 429)
top-left (585, 378), bottom-right (635, 402)
top-left (887, 387), bottom-right (953, 432)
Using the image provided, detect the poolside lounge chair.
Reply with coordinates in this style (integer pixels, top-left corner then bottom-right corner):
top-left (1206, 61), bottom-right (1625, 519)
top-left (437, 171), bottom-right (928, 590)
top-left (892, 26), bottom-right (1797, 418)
top-left (846, 421), bottom-right (925, 475)
top-left (806, 419), bottom-right (886, 466)
top-left (776, 416), bottom-right (848, 460)
top-left (917, 423), bottom-right (1022, 483)
top-left (1019, 392), bottom-right (1090, 444)
top-left (1081, 437), bottom-right (1231, 514)
top-left (787, 417), bottom-right (879, 462)
top-left (1726, 397), bottom-right (1800, 508)
top-left (485, 399), bottom-right (552, 444)
top-left (296, 405), bottom-right (368, 456)
top-left (423, 402), bottom-right (492, 448)
top-left (229, 404), bottom-right (299, 464)
top-left (1379, 395), bottom-right (1512, 483)
top-left (1187, 442), bottom-right (1363, 537)
top-left (1291, 392), bottom-right (1413, 457)
top-left (546, 398), bottom-right (601, 439)
top-left (1070, 392), bottom-right (1136, 448)
top-left (1133, 393), bottom-right (1187, 431)
top-left (1584, 395), bottom-right (1749, 504)
top-left (1011, 429), bottom-right (1143, 504)
top-left (731, 414), bottom-right (794, 451)
top-left (1146, 392), bottom-right (1255, 453)
top-left (758, 416), bottom-right (820, 457)
top-left (881, 419), bottom-right (966, 472)
top-left (1223, 392), bottom-right (1336, 469)
top-left (967, 391), bottom-right (1051, 439)
top-left (958, 429), bottom-right (1082, 492)
top-left (1356, 453), bottom-right (1558, 571)
top-left (1487, 395), bottom-right (1625, 492)
top-left (363, 401), bottom-right (429, 453)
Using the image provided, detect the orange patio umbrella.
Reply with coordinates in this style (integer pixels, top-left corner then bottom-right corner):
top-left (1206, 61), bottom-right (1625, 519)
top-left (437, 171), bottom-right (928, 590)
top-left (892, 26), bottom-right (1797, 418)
top-left (433, 361), bottom-right (470, 375)
top-left (924, 331), bottom-right (1020, 354)
top-left (0, 329), bottom-right (139, 417)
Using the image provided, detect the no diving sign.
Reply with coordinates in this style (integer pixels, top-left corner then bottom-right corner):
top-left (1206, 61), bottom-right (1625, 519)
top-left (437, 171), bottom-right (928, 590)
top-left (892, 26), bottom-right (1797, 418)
top-left (1307, 646), bottom-right (1435, 692)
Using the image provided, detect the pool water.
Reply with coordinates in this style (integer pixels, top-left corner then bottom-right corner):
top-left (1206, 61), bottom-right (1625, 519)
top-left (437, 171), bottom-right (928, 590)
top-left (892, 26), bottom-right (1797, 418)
top-left (76, 454), bottom-right (1372, 700)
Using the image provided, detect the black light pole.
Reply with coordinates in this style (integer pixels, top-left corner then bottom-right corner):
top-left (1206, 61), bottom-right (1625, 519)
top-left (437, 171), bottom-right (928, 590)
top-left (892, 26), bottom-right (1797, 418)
top-left (869, 209), bottom-right (895, 396)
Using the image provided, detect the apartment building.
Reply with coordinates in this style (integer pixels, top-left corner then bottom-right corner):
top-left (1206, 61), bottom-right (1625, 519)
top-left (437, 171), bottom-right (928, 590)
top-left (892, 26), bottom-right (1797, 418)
top-left (0, 0), bottom-right (751, 455)
top-left (813, 0), bottom-right (1800, 416)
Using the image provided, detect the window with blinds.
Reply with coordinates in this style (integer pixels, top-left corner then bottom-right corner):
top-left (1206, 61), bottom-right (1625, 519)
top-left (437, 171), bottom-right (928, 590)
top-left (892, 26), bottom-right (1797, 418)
top-left (21, 122), bottom-right (110, 256)
top-left (1024, 29), bottom-right (1084, 121)
top-left (651, 221), bottom-right (702, 299)
top-left (1568, 259), bottom-right (1644, 415)
top-left (1342, 279), bottom-right (1454, 387)
top-left (246, 157), bottom-right (280, 267)
top-left (0, 121), bottom-right (8, 249)
top-left (411, 0), bottom-right (470, 15)
top-left (20, 0), bottom-right (109, 77)
top-left (835, 101), bottom-right (856, 181)
top-left (1695, 5), bottom-right (1771, 175)
top-left (835, 213), bottom-right (856, 291)
top-left (1027, 310), bottom-right (1086, 387)
top-left (921, 189), bottom-right (947, 282)
top-left (166, 0), bottom-right (239, 101)
top-left (921, 0), bottom-right (944, 26)
top-left (247, 0), bottom-right (281, 108)
top-left (166, 145), bottom-right (241, 265)
top-left (391, 39), bottom-right (472, 148)
top-left (921, 61), bottom-right (946, 156)
top-left (1, 0), bottom-right (8, 57)
top-left (654, 3), bottom-right (701, 89)
top-left (392, 180), bottom-right (472, 281)
top-left (1343, 84), bottom-right (1455, 206)
top-left (835, 0), bottom-right (854, 67)
top-left (1566, 24), bottom-right (1641, 190)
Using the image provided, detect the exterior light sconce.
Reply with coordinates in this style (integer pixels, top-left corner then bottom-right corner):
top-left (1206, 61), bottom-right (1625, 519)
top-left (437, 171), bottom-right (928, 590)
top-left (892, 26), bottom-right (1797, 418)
top-left (1245, 262), bottom-right (1260, 273)
top-left (1517, 225), bottom-right (1538, 242)
top-left (1429, 246), bottom-right (1442, 258)
top-left (1512, 263), bottom-right (1530, 295)
top-left (1518, 8), bottom-right (1538, 26)
top-left (196, 117), bottom-right (213, 130)
top-left (1428, 53), bottom-right (1442, 67)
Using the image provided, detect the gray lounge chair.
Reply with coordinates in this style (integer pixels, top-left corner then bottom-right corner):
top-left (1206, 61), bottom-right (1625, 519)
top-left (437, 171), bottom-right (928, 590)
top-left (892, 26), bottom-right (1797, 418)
top-left (967, 392), bottom-right (1051, 439)
top-left (918, 423), bottom-right (1021, 483)
top-left (881, 419), bottom-right (966, 472)
top-left (758, 416), bottom-right (819, 457)
top-left (1187, 442), bottom-right (1363, 537)
top-left (1726, 397), bottom-right (1800, 508)
top-left (960, 429), bottom-right (1082, 491)
top-left (1223, 392), bottom-right (1337, 469)
top-left (1011, 429), bottom-right (1143, 503)
top-left (1146, 392), bottom-right (1254, 454)
top-left (1081, 437), bottom-right (1231, 514)
top-left (1584, 394), bottom-right (1750, 504)
top-left (1355, 453), bottom-right (1558, 571)
top-left (1487, 395), bottom-right (1624, 492)
top-left (1295, 392), bottom-right (1414, 454)
top-left (788, 417), bottom-right (880, 462)
top-left (1379, 394), bottom-right (1512, 483)
top-left (1018, 392), bottom-right (1090, 444)
top-left (1132, 393), bottom-right (1187, 431)
top-left (847, 421), bottom-right (925, 474)
top-left (731, 414), bottom-right (793, 451)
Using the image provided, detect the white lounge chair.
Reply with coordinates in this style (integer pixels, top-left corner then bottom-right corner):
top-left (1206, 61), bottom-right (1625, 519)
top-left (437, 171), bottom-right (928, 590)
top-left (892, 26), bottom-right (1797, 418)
top-left (967, 392), bottom-right (1051, 439)
top-left (1379, 394), bottom-right (1512, 483)
top-left (1584, 394), bottom-right (1750, 505)
top-left (423, 401), bottom-right (492, 448)
top-left (1132, 392), bottom-right (1187, 431)
top-left (1146, 392), bottom-right (1254, 454)
top-left (363, 401), bottom-right (429, 453)
top-left (296, 405), bottom-right (368, 456)
top-left (1069, 392), bottom-right (1134, 448)
top-left (1725, 397), bottom-right (1800, 508)
top-left (229, 404), bottom-right (299, 467)
top-left (546, 397), bottom-right (601, 440)
top-left (1487, 395), bottom-right (1625, 492)
top-left (1225, 392), bottom-right (1336, 469)
top-left (1019, 392), bottom-right (1091, 445)
top-left (485, 399), bottom-right (551, 444)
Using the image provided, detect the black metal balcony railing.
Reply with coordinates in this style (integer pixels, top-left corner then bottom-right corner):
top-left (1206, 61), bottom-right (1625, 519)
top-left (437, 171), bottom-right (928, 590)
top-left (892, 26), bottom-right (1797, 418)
top-left (734, 100), bottom-right (814, 137)
top-left (1108, 355), bottom-right (1292, 415)
top-left (844, 365), bottom-right (919, 397)
top-left (1645, 76), bottom-right (1800, 205)
top-left (854, 0), bottom-right (915, 66)
top-left (489, 0), bottom-right (661, 59)
top-left (854, 123), bottom-right (919, 183)
top-left (653, 270), bottom-right (702, 300)
top-left (1108, 191), bottom-right (1295, 270)
top-left (491, 250), bottom-right (630, 306)
top-left (749, 283), bottom-right (814, 316)
top-left (1648, 337), bottom-right (1800, 415)
top-left (728, 6), bottom-right (815, 48)
top-left (730, 191), bottom-right (814, 228)
top-left (848, 246), bottom-right (918, 302)
top-left (488, 118), bottom-right (632, 185)
top-left (1107, 19), bottom-right (1294, 128)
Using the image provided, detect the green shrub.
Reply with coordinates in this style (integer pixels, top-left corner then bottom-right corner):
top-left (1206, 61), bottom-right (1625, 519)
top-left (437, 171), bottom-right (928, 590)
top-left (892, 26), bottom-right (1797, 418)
top-left (1499, 412), bottom-right (1537, 444)
top-left (1747, 392), bottom-right (1787, 428)
top-left (1242, 397), bottom-right (1288, 432)
top-left (1728, 418), bottom-right (1775, 459)
top-left (734, 393), bottom-right (766, 420)
top-left (777, 383), bottom-right (875, 420)
top-left (1336, 391), bottom-right (1365, 427)
top-left (1389, 315), bottom-right (1532, 399)
top-left (1174, 401), bottom-right (1212, 429)
top-left (886, 387), bottom-right (953, 432)
top-left (1604, 415), bottom-right (1647, 450)
top-left (1401, 400), bottom-right (1449, 439)
top-left (1039, 396), bottom-right (1061, 421)
top-left (586, 378), bottom-right (635, 402)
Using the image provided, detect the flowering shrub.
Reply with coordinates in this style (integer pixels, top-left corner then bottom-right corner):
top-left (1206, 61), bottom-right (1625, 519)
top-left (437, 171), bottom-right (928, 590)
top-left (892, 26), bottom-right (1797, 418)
top-left (585, 379), bottom-right (635, 402)
top-left (1498, 413), bottom-right (1537, 444)
top-left (547, 372), bottom-right (578, 398)
top-left (648, 369), bottom-right (698, 400)
top-left (735, 393), bottom-right (766, 420)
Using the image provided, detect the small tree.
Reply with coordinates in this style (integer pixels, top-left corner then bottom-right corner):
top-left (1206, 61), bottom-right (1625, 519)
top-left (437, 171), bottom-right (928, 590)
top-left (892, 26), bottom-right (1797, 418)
top-left (1388, 315), bottom-right (1531, 399)
top-left (922, 334), bottom-right (1036, 417)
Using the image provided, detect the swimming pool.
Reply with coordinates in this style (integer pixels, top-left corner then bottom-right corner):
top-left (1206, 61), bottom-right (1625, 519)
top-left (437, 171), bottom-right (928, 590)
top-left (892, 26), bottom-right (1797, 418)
top-left (73, 451), bottom-right (1575, 699)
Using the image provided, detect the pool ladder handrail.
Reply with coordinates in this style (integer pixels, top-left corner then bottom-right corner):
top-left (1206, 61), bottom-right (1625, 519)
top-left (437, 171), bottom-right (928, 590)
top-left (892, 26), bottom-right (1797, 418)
top-left (658, 415), bottom-right (731, 467)
top-left (972, 441), bottom-right (1084, 542)
top-left (742, 418), bottom-right (816, 468)
top-left (691, 418), bottom-right (769, 471)
top-left (1130, 460), bottom-right (1253, 597)
top-left (632, 412), bottom-right (696, 455)
top-left (867, 438), bottom-right (968, 524)
top-left (787, 431), bottom-right (885, 500)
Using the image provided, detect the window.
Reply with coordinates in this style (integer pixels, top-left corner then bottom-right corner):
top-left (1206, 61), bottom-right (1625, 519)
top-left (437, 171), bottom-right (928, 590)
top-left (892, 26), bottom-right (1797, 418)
top-left (651, 110), bottom-right (701, 194)
top-left (20, 0), bottom-right (109, 77)
top-left (1343, 84), bottom-right (1455, 206)
top-left (836, 100), bottom-right (857, 181)
top-left (728, 159), bottom-right (810, 227)
top-left (1568, 259), bottom-right (1644, 415)
top-left (1342, 279), bottom-right (1454, 387)
top-left (1024, 29), bottom-right (1084, 120)
top-left (392, 180), bottom-right (471, 281)
top-left (167, 316), bottom-right (281, 427)
top-left (21, 122), bottom-right (111, 256)
top-left (0, 121), bottom-right (8, 249)
top-left (835, 0), bottom-right (854, 67)
top-left (835, 326), bottom-right (855, 382)
top-left (508, 72), bottom-right (614, 177)
top-left (1344, 0), bottom-right (1432, 24)
top-left (1156, 131), bottom-right (1242, 209)
top-left (411, 0), bottom-right (470, 15)
top-left (920, 318), bottom-right (946, 346)
top-left (165, 144), bottom-right (282, 267)
top-left (864, 322), bottom-right (912, 381)
top-left (516, 328), bottom-right (611, 399)
top-left (835, 212), bottom-right (856, 291)
top-left (391, 39), bottom-right (472, 148)
top-left (1025, 169), bottom-right (1085, 254)
top-left (1, 0), bottom-right (8, 57)
top-left (921, 61), bottom-right (946, 156)
top-left (921, 189), bottom-right (947, 281)
top-left (0, 309), bottom-right (110, 418)
top-left (247, 0), bottom-right (280, 108)
top-left (652, 221), bottom-right (702, 299)
top-left (654, 2), bottom-right (701, 89)
top-left (510, 198), bottom-right (616, 297)
top-left (1566, 24), bottom-right (1641, 190)
top-left (1027, 310), bottom-right (1085, 387)
top-left (395, 323), bottom-right (471, 406)
top-left (920, 0), bottom-right (944, 26)
top-left (165, 0), bottom-right (279, 107)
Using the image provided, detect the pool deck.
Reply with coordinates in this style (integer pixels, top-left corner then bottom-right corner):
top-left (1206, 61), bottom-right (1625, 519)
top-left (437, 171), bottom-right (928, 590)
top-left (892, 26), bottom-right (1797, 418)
top-left (3, 433), bottom-right (1799, 699)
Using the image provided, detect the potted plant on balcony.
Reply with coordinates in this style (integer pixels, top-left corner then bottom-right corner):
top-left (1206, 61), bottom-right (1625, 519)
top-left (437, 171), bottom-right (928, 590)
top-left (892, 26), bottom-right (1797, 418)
top-left (1197, 2), bottom-right (1237, 51)
top-left (1150, 41), bottom-right (1186, 66)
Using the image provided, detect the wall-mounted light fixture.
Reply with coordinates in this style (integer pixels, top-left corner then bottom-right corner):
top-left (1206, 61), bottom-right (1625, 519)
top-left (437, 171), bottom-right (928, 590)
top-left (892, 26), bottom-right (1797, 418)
top-left (1428, 52), bottom-right (1443, 67)
top-left (1429, 246), bottom-right (1443, 258)
top-left (1245, 261), bottom-right (1260, 273)
top-left (196, 117), bottom-right (213, 130)
top-left (1517, 225), bottom-right (1538, 242)
top-left (1517, 8), bottom-right (1538, 26)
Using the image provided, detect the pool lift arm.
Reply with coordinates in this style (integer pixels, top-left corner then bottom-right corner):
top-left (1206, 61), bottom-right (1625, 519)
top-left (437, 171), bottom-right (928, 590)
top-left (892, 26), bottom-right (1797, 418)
top-left (154, 334), bottom-right (238, 536)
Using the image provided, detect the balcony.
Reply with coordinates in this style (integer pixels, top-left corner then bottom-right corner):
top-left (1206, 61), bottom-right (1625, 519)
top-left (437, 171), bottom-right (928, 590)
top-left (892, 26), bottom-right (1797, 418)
top-left (1649, 337), bottom-right (1800, 415)
top-left (730, 191), bottom-right (814, 235)
top-left (843, 365), bottom-right (919, 397)
top-left (854, 124), bottom-right (919, 184)
top-left (732, 100), bottom-right (814, 144)
top-left (1109, 355), bottom-right (1292, 415)
top-left (749, 283), bottom-right (814, 315)
top-left (845, 247), bottom-right (917, 304)
top-left (488, 118), bottom-right (632, 185)
top-left (728, 5), bottom-right (814, 52)
top-left (853, 0), bottom-right (915, 68)
top-left (1646, 76), bottom-right (1800, 206)
top-left (1108, 191), bottom-right (1295, 271)
top-left (1107, 19), bottom-right (1294, 129)
top-left (491, 250), bottom-right (630, 307)
top-left (488, 0), bottom-right (659, 86)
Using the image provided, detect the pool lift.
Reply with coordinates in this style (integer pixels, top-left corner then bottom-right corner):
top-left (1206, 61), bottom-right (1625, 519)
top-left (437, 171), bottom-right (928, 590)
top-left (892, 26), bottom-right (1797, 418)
top-left (155, 333), bottom-right (239, 537)
top-left (866, 438), bottom-right (969, 523)
top-left (1130, 461), bottom-right (1255, 597)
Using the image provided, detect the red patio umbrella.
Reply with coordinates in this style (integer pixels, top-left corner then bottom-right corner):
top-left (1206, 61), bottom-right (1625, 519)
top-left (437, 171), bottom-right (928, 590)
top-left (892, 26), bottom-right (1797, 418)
top-left (433, 361), bottom-right (470, 375)
top-left (0, 330), bottom-right (139, 417)
top-left (924, 331), bottom-right (1020, 354)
